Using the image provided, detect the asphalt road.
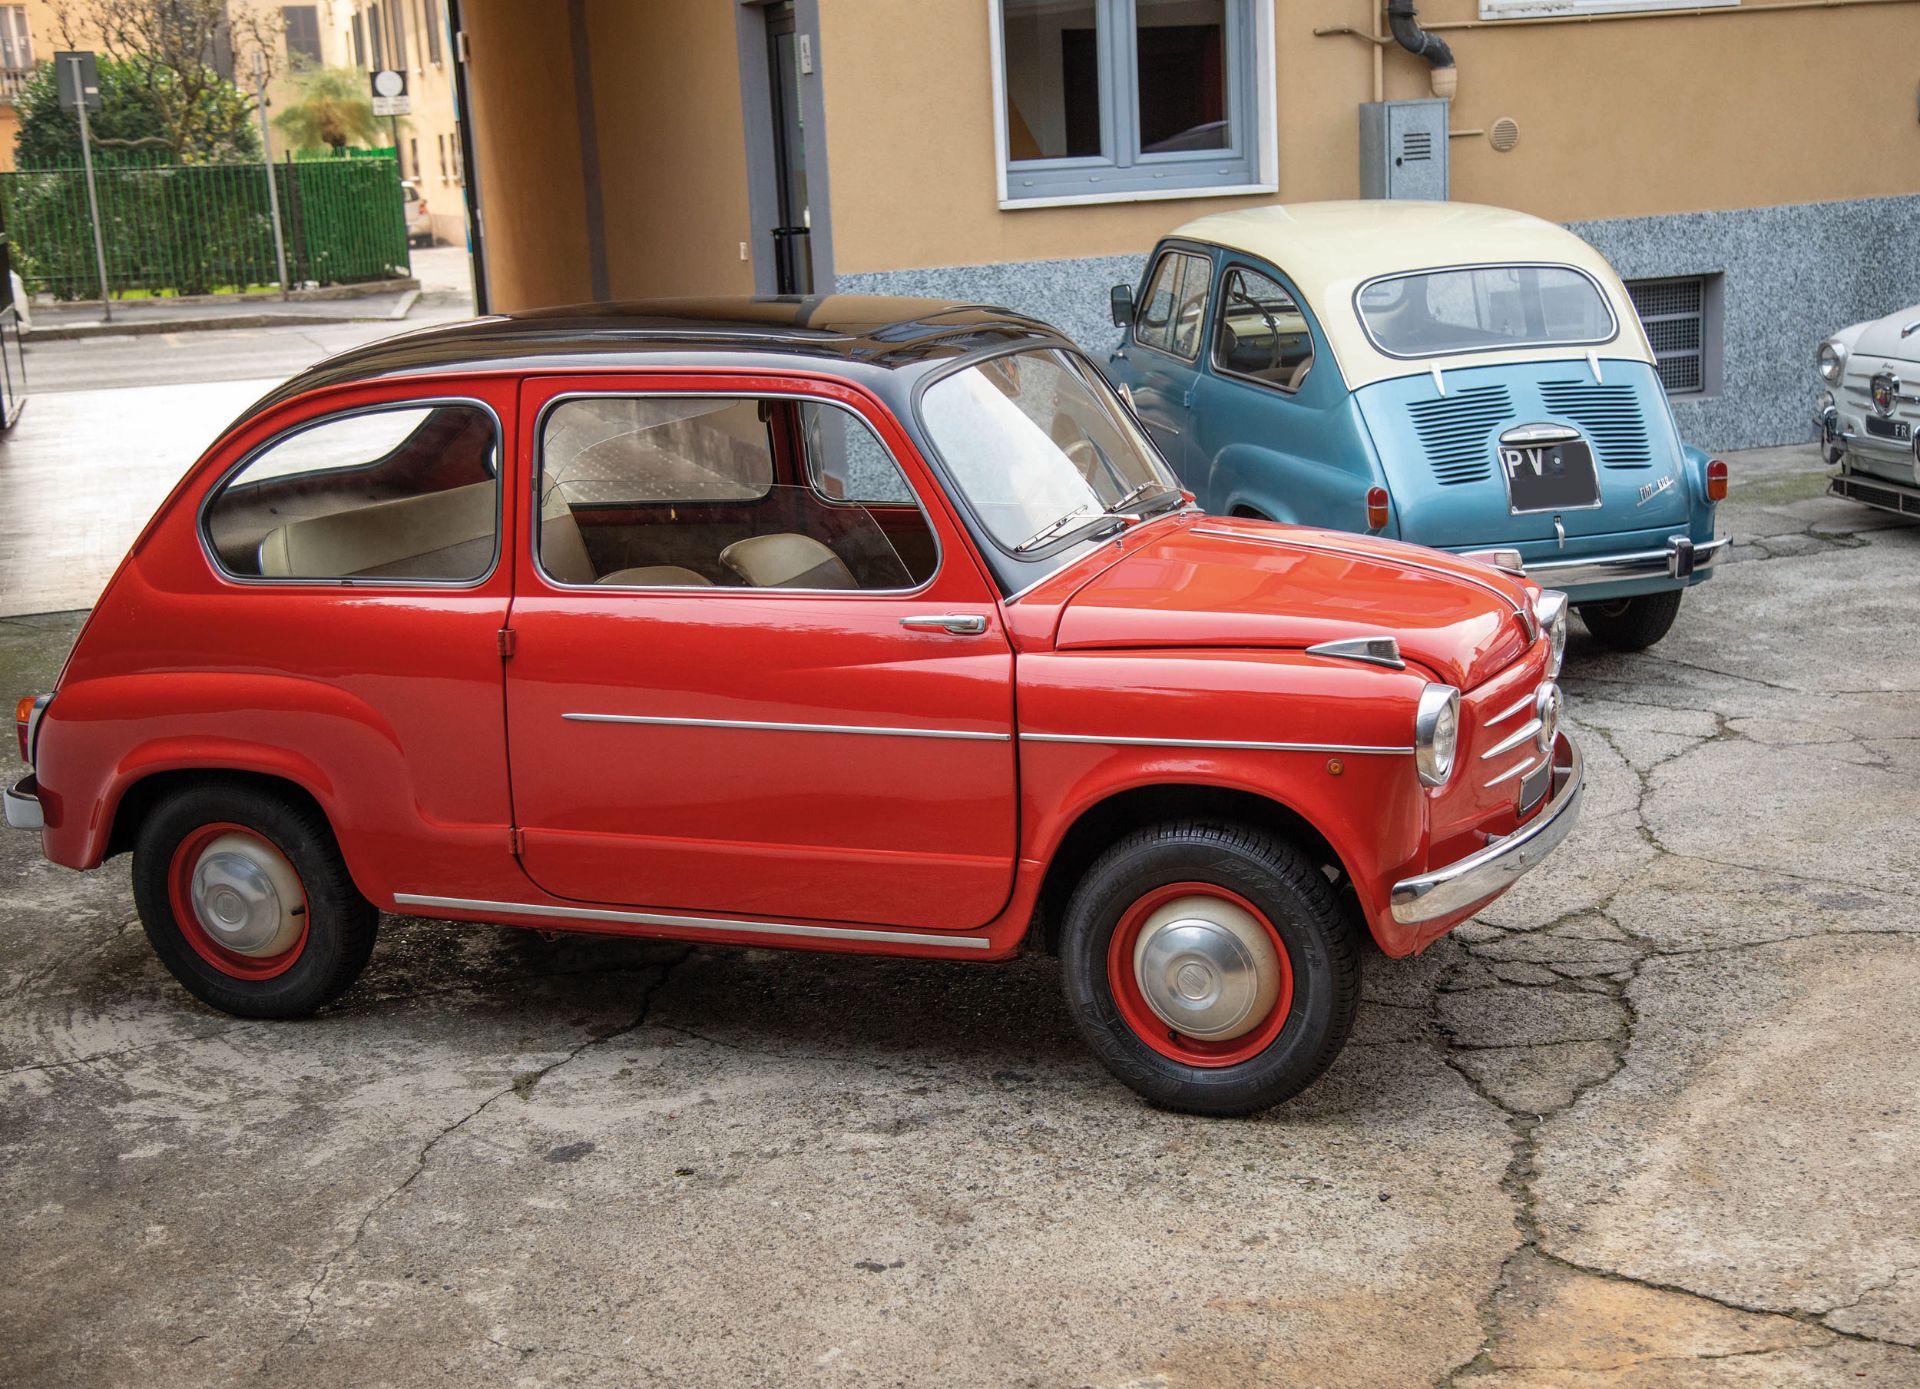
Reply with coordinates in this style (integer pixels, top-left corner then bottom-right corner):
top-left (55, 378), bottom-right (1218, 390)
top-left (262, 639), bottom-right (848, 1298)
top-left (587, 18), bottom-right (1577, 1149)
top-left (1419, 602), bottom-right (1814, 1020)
top-left (2, 447), bottom-right (1918, 1387)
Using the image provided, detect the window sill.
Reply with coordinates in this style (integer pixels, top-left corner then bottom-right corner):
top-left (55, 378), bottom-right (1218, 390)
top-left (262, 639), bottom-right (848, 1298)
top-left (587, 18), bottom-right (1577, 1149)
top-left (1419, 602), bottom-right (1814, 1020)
top-left (999, 182), bottom-right (1277, 213)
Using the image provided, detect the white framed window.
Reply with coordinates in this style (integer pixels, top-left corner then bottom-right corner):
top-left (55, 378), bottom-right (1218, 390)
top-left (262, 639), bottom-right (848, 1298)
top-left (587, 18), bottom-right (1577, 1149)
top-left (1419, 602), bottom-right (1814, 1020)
top-left (990, 0), bottom-right (1276, 210)
top-left (1478, 0), bottom-right (1735, 16)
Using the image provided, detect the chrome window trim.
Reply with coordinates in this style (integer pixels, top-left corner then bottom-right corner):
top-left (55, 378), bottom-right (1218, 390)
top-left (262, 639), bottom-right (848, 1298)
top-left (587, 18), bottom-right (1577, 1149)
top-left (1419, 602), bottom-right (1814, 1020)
top-left (393, 893), bottom-right (995, 951)
top-left (1350, 261), bottom-right (1620, 363)
top-left (1208, 261), bottom-right (1319, 396)
top-left (196, 395), bottom-right (506, 591)
top-left (563, 713), bottom-right (1010, 742)
top-left (1020, 732), bottom-right (1412, 755)
top-left (1130, 248), bottom-right (1215, 365)
top-left (530, 388), bottom-right (941, 598)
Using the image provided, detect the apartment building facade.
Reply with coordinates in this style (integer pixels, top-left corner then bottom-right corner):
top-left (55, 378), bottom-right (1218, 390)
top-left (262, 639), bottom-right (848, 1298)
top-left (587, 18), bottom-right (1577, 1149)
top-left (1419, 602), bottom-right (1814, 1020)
top-left (446, 0), bottom-right (1920, 450)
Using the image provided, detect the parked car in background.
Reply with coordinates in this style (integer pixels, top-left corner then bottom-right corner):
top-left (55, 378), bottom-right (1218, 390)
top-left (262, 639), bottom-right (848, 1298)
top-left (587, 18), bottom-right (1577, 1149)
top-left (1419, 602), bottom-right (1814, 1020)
top-left (401, 178), bottom-right (432, 248)
top-left (1107, 202), bottom-right (1730, 652)
top-left (4, 297), bottom-right (1582, 1116)
top-left (1815, 303), bottom-right (1920, 518)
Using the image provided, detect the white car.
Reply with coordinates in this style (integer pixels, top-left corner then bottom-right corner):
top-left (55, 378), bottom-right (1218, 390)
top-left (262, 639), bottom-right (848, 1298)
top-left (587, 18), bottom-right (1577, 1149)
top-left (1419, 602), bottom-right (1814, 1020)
top-left (401, 178), bottom-right (433, 249)
top-left (1815, 306), bottom-right (1920, 517)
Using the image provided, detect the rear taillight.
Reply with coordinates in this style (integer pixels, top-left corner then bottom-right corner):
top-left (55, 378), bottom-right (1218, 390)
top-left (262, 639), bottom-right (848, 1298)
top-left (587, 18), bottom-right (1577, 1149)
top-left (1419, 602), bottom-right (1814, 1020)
top-left (1365, 486), bottom-right (1390, 531)
top-left (1706, 458), bottom-right (1729, 502)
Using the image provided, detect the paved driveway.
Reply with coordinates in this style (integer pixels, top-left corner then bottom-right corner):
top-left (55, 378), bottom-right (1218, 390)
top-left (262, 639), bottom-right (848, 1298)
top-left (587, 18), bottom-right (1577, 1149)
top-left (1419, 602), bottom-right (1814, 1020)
top-left (2, 447), bottom-right (1916, 1388)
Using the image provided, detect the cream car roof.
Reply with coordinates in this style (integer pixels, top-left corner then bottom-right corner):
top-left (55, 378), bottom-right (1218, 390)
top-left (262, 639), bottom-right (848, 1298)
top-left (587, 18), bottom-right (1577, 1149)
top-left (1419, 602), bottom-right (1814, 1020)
top-left (1166, 201), bottom-right (1654, 390)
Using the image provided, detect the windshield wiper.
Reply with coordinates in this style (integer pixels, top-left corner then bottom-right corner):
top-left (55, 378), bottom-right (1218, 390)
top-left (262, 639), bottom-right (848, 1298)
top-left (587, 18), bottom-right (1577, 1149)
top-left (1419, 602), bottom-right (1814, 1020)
top-left (1014, 506), bottom-right (1128, 554)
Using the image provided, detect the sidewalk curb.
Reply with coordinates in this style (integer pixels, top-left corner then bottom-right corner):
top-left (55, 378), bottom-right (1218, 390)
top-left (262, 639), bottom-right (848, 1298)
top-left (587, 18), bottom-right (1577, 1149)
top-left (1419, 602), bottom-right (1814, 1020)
top-left (25, 287), bottom-right (429, 342)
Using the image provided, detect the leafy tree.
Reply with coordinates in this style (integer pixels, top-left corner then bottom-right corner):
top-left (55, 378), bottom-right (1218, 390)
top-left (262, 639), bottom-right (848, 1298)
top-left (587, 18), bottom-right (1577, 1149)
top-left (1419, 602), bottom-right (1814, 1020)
top-left (12, 55), bottom-right (260, 166)
top-left (42, 0), bottom-right (278, 161)
top-left (273, 66), bottom-right (382, 153)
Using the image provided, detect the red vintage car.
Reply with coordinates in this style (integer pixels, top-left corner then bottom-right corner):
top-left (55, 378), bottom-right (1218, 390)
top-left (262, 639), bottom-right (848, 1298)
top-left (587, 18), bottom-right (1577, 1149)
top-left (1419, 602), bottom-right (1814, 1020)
top-left (6, 299), bottom-right (1582, 1114)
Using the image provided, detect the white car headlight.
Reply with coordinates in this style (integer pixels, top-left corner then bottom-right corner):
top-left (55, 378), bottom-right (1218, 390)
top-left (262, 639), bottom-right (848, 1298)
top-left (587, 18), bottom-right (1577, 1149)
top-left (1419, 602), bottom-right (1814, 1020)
top-left (1415, 684), bottom-right (1460, 788)
top-left (1817, 339), bottom-right (1846, 385)
top-left (1534, 590), bottom-right (1568, 677)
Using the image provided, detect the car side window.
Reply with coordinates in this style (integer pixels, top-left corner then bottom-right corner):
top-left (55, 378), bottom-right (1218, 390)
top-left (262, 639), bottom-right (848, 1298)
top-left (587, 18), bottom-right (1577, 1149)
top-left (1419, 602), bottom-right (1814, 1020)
top-left (1213, 267), bottom-right (1315, 393)
top-left (202, 402), bottom-right (500, 582)
top-left (1134, 251), bottom-right (1211, 361)
top-left (535, 394), bottom-right (937, 592)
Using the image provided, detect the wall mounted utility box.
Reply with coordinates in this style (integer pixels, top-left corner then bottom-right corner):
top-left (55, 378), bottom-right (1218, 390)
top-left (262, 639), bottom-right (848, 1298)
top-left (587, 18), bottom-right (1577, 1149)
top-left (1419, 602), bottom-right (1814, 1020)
top-left (1360, 99), bottom-right (1449, 200)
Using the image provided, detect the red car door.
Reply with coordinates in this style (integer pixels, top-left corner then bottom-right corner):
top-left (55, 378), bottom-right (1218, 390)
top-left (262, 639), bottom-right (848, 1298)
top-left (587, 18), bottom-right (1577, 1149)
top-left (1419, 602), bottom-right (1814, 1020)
top-left (501, 372), bottom-right (1019, 933)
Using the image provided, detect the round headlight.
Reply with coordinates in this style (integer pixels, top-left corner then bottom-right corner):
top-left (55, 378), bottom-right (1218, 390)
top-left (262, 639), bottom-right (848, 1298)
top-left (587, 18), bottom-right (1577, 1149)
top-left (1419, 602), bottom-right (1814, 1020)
top-left (1534, 590), bottom-right (1569, 677)
top-left (1817, 339), bottom-right (1846, 385)
top-left (1415, 683), bottom-right (1460, 788)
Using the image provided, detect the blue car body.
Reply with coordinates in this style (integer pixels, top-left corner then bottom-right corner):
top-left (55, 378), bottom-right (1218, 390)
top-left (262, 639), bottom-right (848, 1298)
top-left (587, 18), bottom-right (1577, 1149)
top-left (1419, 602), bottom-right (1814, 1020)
top-left (1106, 205), bottom-right (1725, 610)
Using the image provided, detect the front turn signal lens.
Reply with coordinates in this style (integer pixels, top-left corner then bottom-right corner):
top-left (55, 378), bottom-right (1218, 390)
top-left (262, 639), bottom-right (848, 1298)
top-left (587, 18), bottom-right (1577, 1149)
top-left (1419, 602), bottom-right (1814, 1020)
top-left (14, 696), bottom-right (34, 764)
top-left (1366, 486), bottom-right (1390, 531)
top-left (1706, 459), bottom-right (1729, 502)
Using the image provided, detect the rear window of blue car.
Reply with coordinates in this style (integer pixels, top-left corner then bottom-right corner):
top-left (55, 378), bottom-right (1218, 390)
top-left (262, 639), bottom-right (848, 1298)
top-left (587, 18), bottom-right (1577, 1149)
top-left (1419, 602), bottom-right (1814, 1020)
top-left (1355, 264), bottom-right (1616, 359)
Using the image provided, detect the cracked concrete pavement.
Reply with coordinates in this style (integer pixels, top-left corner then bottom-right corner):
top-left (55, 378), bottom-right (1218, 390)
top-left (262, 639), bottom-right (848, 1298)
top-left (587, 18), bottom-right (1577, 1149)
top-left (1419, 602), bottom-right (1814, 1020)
top-left (2, 444), bottom-right (1917, 1387)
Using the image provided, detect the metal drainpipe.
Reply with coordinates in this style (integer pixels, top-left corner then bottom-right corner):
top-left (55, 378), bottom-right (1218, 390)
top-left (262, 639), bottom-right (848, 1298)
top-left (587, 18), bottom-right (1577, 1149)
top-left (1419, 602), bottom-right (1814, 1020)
top-left (1385, 0), bottom-right (1457, 99)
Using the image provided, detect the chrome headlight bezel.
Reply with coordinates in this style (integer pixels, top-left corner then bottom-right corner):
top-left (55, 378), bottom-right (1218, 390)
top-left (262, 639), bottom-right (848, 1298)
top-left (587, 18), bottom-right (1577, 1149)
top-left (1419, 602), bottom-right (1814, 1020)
top-left (1415, 683), bottom-right (1461, 788)
top-left (1534, 589), bottom-right (1569, 677)
top-left (1817, 339), bottom-right (1847, 385)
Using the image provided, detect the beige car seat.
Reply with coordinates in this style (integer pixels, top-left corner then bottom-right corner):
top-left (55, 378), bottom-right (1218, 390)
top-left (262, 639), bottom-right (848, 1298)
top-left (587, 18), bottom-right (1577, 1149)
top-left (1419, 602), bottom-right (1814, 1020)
top-left (258, 481), bottom-right (496, 580)
top-left (718, 533), bottom-right (858, 589)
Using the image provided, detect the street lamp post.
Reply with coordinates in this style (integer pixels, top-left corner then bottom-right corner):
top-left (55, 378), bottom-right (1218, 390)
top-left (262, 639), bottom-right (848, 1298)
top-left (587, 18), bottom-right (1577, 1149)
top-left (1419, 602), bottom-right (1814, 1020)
top-left (252, 49), bottom-right (291, 299)
top-left (67, 54), bottom-right (111, 324)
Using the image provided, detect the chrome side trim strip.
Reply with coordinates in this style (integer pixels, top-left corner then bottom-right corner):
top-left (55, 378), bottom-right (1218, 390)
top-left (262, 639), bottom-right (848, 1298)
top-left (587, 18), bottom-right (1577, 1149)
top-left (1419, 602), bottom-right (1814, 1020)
top-left (1483, 752), bottom-right (1543, 788)
top-left (562, 713), bottom-right (1012, 742)
top-left (1021, 732), bottom-right (1412, 755)
top-left (393, 893), bottom-right (997, 951)
top-left (1486, 691), bottom-right (1535, 727)
top-left (1481, 718), bottom-right (1543, 761)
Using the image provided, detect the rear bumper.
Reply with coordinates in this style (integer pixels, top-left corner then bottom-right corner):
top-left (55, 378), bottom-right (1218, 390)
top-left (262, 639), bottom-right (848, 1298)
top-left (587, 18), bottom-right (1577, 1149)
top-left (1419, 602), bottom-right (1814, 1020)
top-left (1524, 534), bottom-right (1728, 591)
top-left (4, 774), bottom-right (44, 831)
top-left (1831, 470), bottom-right (1920, 518)
top-left (1390, 733), bottom-right (1582, 926)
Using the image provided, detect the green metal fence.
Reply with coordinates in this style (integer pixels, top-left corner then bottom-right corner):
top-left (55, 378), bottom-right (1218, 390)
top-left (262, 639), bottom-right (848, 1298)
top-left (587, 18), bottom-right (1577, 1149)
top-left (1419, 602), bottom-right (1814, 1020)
top-left (0, 153), bottom-right (411, 300)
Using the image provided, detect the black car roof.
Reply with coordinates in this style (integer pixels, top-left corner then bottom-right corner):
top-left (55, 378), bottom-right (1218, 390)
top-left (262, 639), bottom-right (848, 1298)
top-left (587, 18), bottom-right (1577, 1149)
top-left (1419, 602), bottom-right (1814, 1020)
top-left (247, 295), bottom-right (1068, 415)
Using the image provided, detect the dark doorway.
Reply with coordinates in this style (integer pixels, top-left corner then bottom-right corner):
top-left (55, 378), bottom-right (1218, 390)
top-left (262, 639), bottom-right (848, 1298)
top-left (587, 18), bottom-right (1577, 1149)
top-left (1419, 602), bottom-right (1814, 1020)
top-left (765, 3), bottom-right (811, 294)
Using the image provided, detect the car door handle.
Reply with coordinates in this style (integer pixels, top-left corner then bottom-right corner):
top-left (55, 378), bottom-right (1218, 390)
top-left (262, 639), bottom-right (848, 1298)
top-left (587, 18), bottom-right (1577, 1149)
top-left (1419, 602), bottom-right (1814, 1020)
top-left (899, 614), bottom-right (988, 636)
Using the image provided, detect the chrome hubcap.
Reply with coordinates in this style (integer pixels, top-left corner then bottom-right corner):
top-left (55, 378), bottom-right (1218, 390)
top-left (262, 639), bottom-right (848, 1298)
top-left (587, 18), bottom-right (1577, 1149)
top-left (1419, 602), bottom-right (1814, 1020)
top-left (188, 833), bottom-right (304, 957)
top-left (1131, 894), bottom-right (1281, 1040)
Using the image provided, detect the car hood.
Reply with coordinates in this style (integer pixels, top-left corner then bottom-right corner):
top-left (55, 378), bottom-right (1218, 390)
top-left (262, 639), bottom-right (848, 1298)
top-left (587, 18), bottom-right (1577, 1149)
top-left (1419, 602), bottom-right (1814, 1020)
top-left (1052, 517), bottom-right (1534, 689)
top-left (1844, 306), bottom-right (1920, 367)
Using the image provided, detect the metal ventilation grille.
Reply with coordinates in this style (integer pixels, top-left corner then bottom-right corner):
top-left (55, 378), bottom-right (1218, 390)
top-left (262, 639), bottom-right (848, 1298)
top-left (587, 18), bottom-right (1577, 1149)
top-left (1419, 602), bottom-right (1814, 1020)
top-left (1539, 381), bottom-right (1654, 469)
top-left (1402, 130), bottom-right (1433, 162)
top-left (1627, 276), bottom-right (1706, 395)
top-left (1407, 385), bottom-right (1513, 485)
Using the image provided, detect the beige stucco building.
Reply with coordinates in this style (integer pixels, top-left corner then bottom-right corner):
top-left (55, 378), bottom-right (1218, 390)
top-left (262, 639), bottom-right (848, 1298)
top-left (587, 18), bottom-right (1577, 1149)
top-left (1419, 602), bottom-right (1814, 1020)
top-left (445, 0), bottom-right (1920, 449)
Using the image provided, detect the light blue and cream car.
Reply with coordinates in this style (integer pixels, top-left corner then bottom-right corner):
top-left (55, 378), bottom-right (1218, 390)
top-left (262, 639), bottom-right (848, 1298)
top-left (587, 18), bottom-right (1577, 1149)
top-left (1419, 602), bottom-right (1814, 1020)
top-left (1107, 202), bottom-right (1728, 651)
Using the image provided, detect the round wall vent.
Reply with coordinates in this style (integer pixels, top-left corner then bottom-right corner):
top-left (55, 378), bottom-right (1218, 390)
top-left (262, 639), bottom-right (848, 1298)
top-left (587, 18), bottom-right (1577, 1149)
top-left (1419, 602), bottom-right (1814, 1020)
top-left (1490, 117), bottom-right (1520, 153)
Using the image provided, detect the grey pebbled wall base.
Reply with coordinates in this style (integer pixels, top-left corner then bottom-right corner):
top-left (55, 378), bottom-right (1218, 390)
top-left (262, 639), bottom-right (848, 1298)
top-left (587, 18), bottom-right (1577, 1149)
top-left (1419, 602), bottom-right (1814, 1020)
top-left (840, 195), bottom-right (1920, 452)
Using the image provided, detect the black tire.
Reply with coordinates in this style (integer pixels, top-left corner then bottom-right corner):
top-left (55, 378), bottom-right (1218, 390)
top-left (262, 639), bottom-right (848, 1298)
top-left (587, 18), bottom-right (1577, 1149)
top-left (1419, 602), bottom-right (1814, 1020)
top-left (131, 780), bottom-right (377, 1018)
top-left (1576, 589), bottom-right (1683, 652)
top-left (1058, 821), bottom-right (1361, 1116)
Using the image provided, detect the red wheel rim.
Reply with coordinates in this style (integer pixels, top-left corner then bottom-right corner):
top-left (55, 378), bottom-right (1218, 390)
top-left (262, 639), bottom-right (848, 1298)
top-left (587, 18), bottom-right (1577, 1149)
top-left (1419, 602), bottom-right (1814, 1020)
top-left (1106, 881), bottom-right (1295, 1069)
top-left (166, 823), bottom-right (309, 980)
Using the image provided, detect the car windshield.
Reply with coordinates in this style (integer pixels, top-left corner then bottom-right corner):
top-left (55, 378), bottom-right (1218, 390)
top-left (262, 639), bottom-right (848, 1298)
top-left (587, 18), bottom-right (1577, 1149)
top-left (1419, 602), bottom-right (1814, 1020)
top-left (917, 348), bottom-right (1180, 557)
top-left (1355, 264), bottom-right (1616, 358)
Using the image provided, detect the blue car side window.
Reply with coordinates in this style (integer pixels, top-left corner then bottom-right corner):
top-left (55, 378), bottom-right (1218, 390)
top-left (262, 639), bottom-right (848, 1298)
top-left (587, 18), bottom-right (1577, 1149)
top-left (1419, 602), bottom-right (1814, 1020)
top-left (1135, 251), bottom-right (1210, 361)
top-left (1213, 267), bottom-right (1314, 394)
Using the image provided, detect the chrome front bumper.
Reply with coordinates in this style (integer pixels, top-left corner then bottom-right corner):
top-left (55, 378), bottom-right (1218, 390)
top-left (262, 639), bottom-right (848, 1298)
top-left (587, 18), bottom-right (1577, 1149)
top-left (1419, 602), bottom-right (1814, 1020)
top-left (1390, 733), bottom-right (1583, 926)
top-left (1524, 534), bottom-right (1728, 590)
top-left (4, 774), bottom-right (44, 831)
